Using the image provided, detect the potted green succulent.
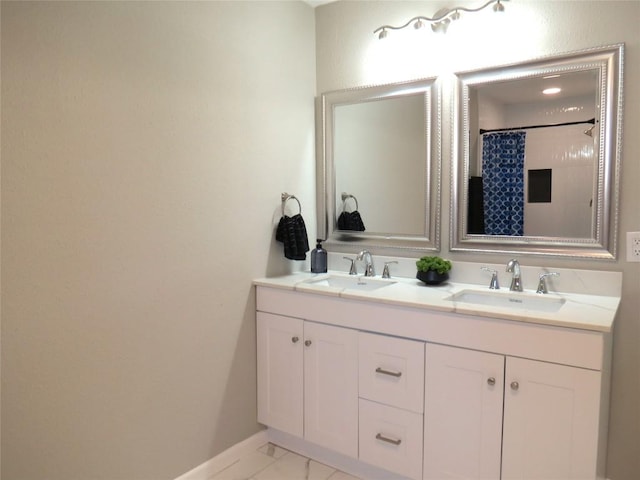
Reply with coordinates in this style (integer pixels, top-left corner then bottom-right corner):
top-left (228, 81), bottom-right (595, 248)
top-left (416, 256), bottom-right (452, 285)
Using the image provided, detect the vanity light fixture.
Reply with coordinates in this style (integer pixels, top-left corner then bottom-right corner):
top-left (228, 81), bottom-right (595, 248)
top-left (374, 0), bottom-right (506, 38)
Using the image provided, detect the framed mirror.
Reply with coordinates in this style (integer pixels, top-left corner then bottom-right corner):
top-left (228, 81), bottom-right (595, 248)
top-left (317, 78), bottom-right (441, 253)
top-left (451, 44), bottom-right (623, 259)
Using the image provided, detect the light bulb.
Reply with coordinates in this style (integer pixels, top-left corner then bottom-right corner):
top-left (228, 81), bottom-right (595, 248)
top-left (431, 18), bottom-right (450, 33)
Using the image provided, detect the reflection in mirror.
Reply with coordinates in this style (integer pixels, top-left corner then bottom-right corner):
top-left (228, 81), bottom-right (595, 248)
top-left (335, 94), bottom-right (425, 235)
top-left (452, 45), bottom-right (623, 259)
top-left (318, 78), bottom-right (441, 253)
top-left (469, 70), bottom-right (598, 238)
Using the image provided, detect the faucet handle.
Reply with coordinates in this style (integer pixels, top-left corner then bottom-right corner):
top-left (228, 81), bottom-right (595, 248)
top-left (382, 261), bottom-right (398, 279)
top-left (536, 272), bottom-right (559, 294)
top-left (481, 267), bottom-right (500, 290)
top-left (343, 256), bottom-right (358, 275)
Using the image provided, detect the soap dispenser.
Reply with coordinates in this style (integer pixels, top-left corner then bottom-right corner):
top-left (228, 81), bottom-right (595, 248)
top-left (310, 239), bottom-right (328, 273)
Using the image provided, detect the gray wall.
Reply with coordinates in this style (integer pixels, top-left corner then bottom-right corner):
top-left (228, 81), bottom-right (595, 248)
top-left (316, 1), bottom-right (639, 479)
top-left (1, 1), bottom-right (315, 479)
top-left (2, 1), bottom-right (638, 479)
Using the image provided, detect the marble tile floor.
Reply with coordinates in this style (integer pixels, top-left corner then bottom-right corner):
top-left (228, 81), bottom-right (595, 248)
top-left (209, 442), bottom-right (361, 480)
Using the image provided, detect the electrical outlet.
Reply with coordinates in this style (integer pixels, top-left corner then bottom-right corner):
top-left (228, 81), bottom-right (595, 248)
top-left (627, 232), bottom-right (640, 262)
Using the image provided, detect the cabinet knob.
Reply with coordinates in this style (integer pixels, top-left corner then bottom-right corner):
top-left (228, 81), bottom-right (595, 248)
top-left (510, 381), bottom-right (520, 391)
top-left (291, 336), bottom-right (299, 343)
top-left (304, 340), bottom-right (312, 347)
top-left (487, 377), bottom-right (496, 386)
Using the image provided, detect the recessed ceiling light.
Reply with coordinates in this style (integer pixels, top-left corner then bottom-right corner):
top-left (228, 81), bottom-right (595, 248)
top-left (543, 87), bottom-right (562, 95)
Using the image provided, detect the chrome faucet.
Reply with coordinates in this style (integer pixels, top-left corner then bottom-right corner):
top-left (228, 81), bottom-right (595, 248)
top-left (356, 249), bottom-right (375, 277)
top-left (506, 258), bottom-right (523, 292)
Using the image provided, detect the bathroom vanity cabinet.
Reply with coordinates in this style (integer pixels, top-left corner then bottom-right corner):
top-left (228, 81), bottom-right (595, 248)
top-left (255, 283), bottom-right (612, 480)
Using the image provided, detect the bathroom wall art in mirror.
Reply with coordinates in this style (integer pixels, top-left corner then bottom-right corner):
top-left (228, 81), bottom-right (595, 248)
top-left (451, 44), bottom-right (623, 259)
top-left (317, 78), bottom-right (441, 254)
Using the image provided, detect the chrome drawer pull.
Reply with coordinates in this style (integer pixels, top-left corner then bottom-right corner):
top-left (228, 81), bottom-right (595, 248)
top-left (376, 433), bottom-right (402, 446)
top-left (375, 367), bottom-right (402, 378)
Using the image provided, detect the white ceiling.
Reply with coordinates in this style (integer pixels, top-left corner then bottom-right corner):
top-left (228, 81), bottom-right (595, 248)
top-left (477, 70), bottom-right (598, 105)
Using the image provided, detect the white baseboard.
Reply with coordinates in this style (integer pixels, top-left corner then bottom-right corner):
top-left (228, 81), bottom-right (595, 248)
top-left (174, 430), bottom-right (269, 480)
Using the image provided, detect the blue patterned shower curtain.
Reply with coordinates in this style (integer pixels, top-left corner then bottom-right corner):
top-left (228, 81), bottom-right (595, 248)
top-left (481, 131), bottom-right (526, 236)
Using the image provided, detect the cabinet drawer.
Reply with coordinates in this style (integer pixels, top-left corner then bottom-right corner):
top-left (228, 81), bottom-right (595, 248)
top-left (359, 399), bottom-right (423, 480)
top-left (359, 332), bottom-right (425, 413)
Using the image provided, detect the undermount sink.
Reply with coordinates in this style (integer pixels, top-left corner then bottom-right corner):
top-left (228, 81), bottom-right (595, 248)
top-left (305, 274), bottom-right (397, 292)
top-left (446, 289), bottom-right (566, 313)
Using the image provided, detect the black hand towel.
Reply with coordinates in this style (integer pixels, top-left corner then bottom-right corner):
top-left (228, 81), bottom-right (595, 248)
top-left (348, 211), bottom-right (366, 231)
top-left (276, 213), bottom-right (310, 260)
top-left (337, 211), bottom-right (350, 230)
top-left (337, 211), bottom-right (366, 232)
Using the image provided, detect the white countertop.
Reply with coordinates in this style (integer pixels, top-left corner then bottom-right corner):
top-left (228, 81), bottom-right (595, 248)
top-left (254, 271), bottom-right (620, 333)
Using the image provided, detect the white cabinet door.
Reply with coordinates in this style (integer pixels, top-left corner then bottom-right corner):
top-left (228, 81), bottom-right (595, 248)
top-left (304, 321), bottom-right (359, 458)
top-left (423, 343), bottom-right (504, 480)
top-left (502, 357), bottom-right (601, 479)
top-left (257, 315), bottom-right (358, 457)
top-left (256, 312), bottom-right (303, 437)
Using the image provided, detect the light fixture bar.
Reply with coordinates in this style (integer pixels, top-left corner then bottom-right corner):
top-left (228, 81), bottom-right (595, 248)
top-left (374, 0), bottom-right (506, 38)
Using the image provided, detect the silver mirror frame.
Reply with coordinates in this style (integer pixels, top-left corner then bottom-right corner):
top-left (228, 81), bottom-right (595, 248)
top-left (317, 78), bottom-right (441, 253)
top-left (451, 44), bottom-right (624, 260)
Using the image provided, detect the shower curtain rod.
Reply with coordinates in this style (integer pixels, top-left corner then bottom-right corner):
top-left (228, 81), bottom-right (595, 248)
top-left (479, 118), bottom-right (595, 134)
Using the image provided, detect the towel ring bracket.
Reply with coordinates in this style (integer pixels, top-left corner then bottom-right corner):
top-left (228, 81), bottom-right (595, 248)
top-left (281, 192), bottom-right (302, 216)
top-left (341, 192), bottom-right (359, 212)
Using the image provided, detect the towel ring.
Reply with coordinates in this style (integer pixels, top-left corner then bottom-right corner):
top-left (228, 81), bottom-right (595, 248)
top-left (341, 192), bottom-right (359, 212)
top-left (281, 192), bottom-right (301, 216)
